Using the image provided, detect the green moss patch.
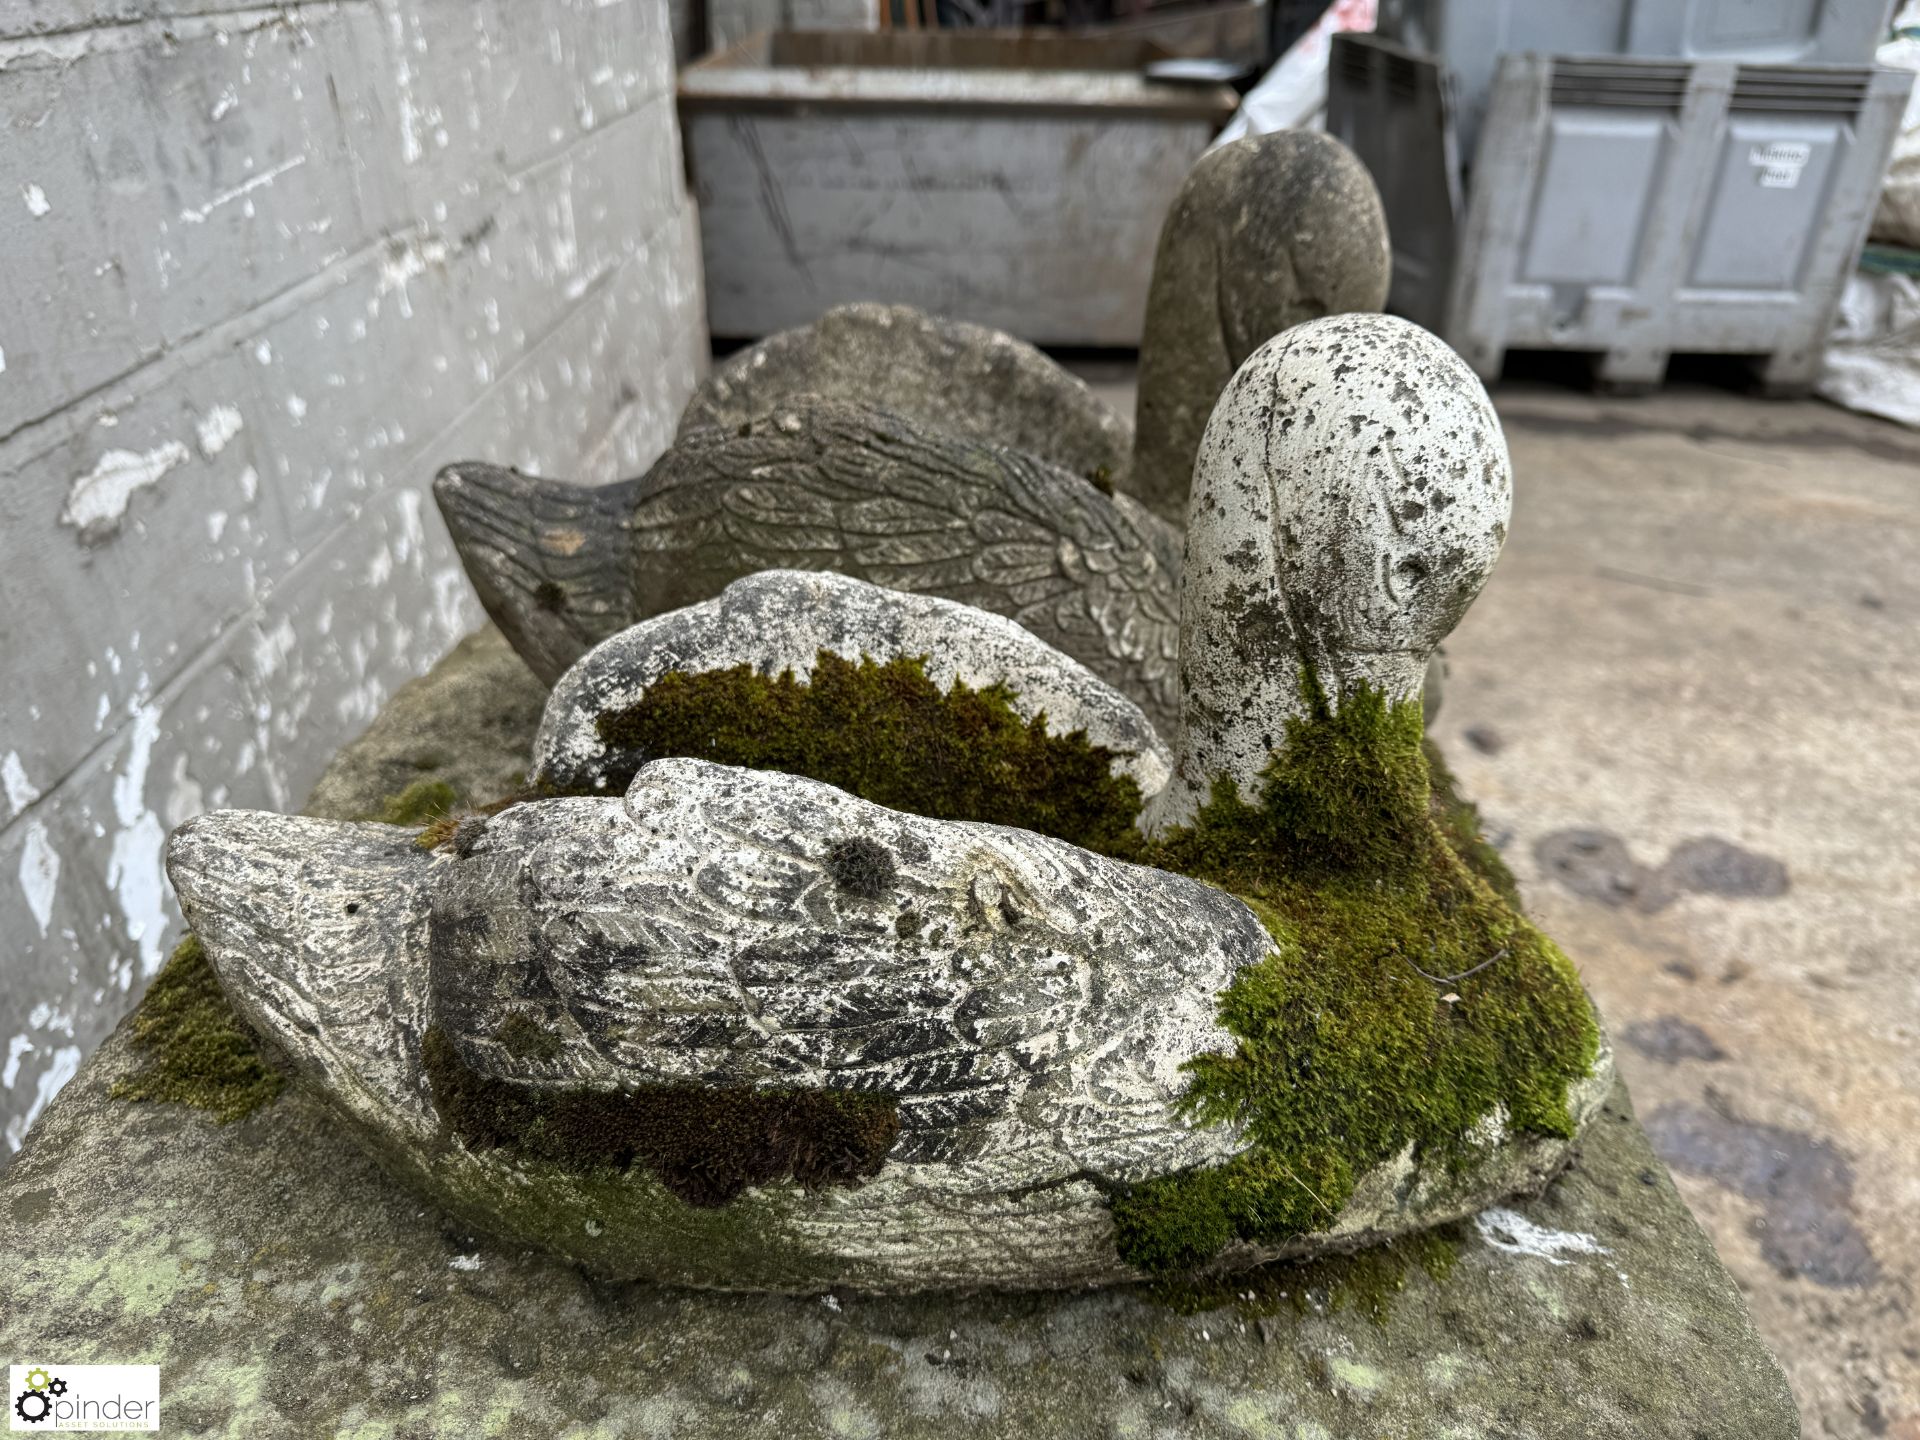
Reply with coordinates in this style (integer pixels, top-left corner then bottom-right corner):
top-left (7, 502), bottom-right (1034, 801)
top-left (371, 778), bottom-right (461, 827)
top-left (1114, 675), bottom-right (1599, 1273)
top-left (422, 1028), bottom-right (899, 1208)
top-left (1424, 738), bottom-right (1521, 905)
top-left (593, 650), bottom-right (1145, 853)
top-left (1149, 1225), bottom-right (1462, 1326)
top-left (110, 935), bottom-right (284, 1122)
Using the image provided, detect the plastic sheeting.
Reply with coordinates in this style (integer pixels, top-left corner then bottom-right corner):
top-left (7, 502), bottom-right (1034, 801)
top-left (1871, 11), bottom-right (1920, 251)
top-left (1819, 268), bottom-right (1920, 428)
top-left (1212, 0), bottom-right (1375, 144)
top-left (1820, 8), bottom-right (1920, 428)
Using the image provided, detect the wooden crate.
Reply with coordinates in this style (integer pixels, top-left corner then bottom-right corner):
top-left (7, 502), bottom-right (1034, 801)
top-left (679, 30), bottom-right (1238, 344)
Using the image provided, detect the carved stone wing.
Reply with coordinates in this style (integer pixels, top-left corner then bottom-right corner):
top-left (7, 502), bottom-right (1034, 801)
top-left (430, 759), bottom-right (1269, 1183)
top-left (631, 400), bottom-right (1183, 732)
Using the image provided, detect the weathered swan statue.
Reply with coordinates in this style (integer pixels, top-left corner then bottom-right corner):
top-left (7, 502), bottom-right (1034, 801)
top-left (168, 316), bottom-right (1607, 1293)
top-left (434, 399), bottom-right (1187, 732)
top-left (432, 132), bottom-right (1390, 736)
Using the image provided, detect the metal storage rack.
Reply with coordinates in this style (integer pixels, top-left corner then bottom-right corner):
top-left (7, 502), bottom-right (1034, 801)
top-left (1328, 32), bottom-right (1914, 388)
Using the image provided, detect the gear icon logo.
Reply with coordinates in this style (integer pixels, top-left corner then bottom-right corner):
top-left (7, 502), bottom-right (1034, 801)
top-left (13, 1368), bottom-right (63, 1425)
top-left (14, 1388), bottom-right (51, 1424)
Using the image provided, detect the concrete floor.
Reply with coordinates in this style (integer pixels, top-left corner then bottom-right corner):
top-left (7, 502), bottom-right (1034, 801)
top-left (1081, 362), bottom-right (1920, 1440)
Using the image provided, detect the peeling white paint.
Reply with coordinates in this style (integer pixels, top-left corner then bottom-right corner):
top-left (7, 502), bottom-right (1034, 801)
top-left (376, 234), bottom-right (450, 320)
top-left (286, 394), bottom-right (308, 421)
top-left (394, 488), bottom-right (424, 563)
top-left (1474, 1208), bottom-right (1612, 1266)
top-left (106, 706), bottom-right (168, 979)
top-left (2, 1036), bottom-right (31, 1090)
top-left (26, 1004), bottom-right (74, 1037)
top-left (251, 616), bottom-right (297, 679)
top-left (3, 752), bottom-right (39, 817)
top-left (207, 510), bottom-right (229, 543)
top-left (61, 441), bottom-right (190, 535)
top-left (5, 1045), bottom-right (81, 1152)
top-left (18, 819), bottom-right (59, 936)
top-left (22, 182), bottom-right (49, 217)
top-left (164, 754), bottom-right (205, 831)
top-left (431, 565), bottom-right (469, 638)
top-left (390, 11), bottom-right (424, 164)
top-left (210, 87), bottom-right (239, 121)
top-left (196, 404), bottom-right (244, 457)
top-left (178, 153), bottom-right (307, 224)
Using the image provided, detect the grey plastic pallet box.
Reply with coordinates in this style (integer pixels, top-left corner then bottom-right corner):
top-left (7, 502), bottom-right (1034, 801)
top-left (1328, 33), bottom-right (1915, 389)
top-left (1374, 0), bottom-right (1895, 156)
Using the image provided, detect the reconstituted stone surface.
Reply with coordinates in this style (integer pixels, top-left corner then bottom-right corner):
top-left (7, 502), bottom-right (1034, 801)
top-left (170, 757), bottom-right (1279, 1292)
top-left (0, 625), bottom-right (1797, 1436)
top-left (1149, 315), bottom-right (1509, 831)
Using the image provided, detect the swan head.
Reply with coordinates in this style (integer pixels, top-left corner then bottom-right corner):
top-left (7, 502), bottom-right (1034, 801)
top-left (1150, 313), bottom-right (1512, 829)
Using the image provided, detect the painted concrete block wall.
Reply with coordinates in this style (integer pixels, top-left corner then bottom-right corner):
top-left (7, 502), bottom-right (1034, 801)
top-left (0, 0), bottom-right (708, 1159)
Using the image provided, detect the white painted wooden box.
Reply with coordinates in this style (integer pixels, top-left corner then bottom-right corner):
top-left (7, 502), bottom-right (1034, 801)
top-left (679, 31), bottom-right (1238, 345)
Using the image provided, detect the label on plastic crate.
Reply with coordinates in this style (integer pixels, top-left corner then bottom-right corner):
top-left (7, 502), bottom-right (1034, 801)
top-left (1750, 142), bottom-right (1813, 188)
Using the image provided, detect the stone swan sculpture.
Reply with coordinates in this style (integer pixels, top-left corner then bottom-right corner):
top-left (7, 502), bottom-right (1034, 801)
top-left (434, 399), bottom-right (1189, 734)
top-left (527, 566), bottom-right (1175, 806)
top-left (167, 316), bottom-right (1608, 1293)
top-left (431, 132), bottom-right (1390, 735)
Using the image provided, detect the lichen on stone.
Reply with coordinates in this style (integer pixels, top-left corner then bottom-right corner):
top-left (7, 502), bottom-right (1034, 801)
top-left (491, 1012), bottom-right (564, 1063)
top-left (1112, 672), bottom-right (1600, 1273)
top-left (421, 1028), bottom-right (900, 1208)
top-left (592, 650), bottom-right (1146, 854)
top-left (110, 935), bottom-right (284, 1122)
top-left (824, 835), bottom-right (899, 899)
